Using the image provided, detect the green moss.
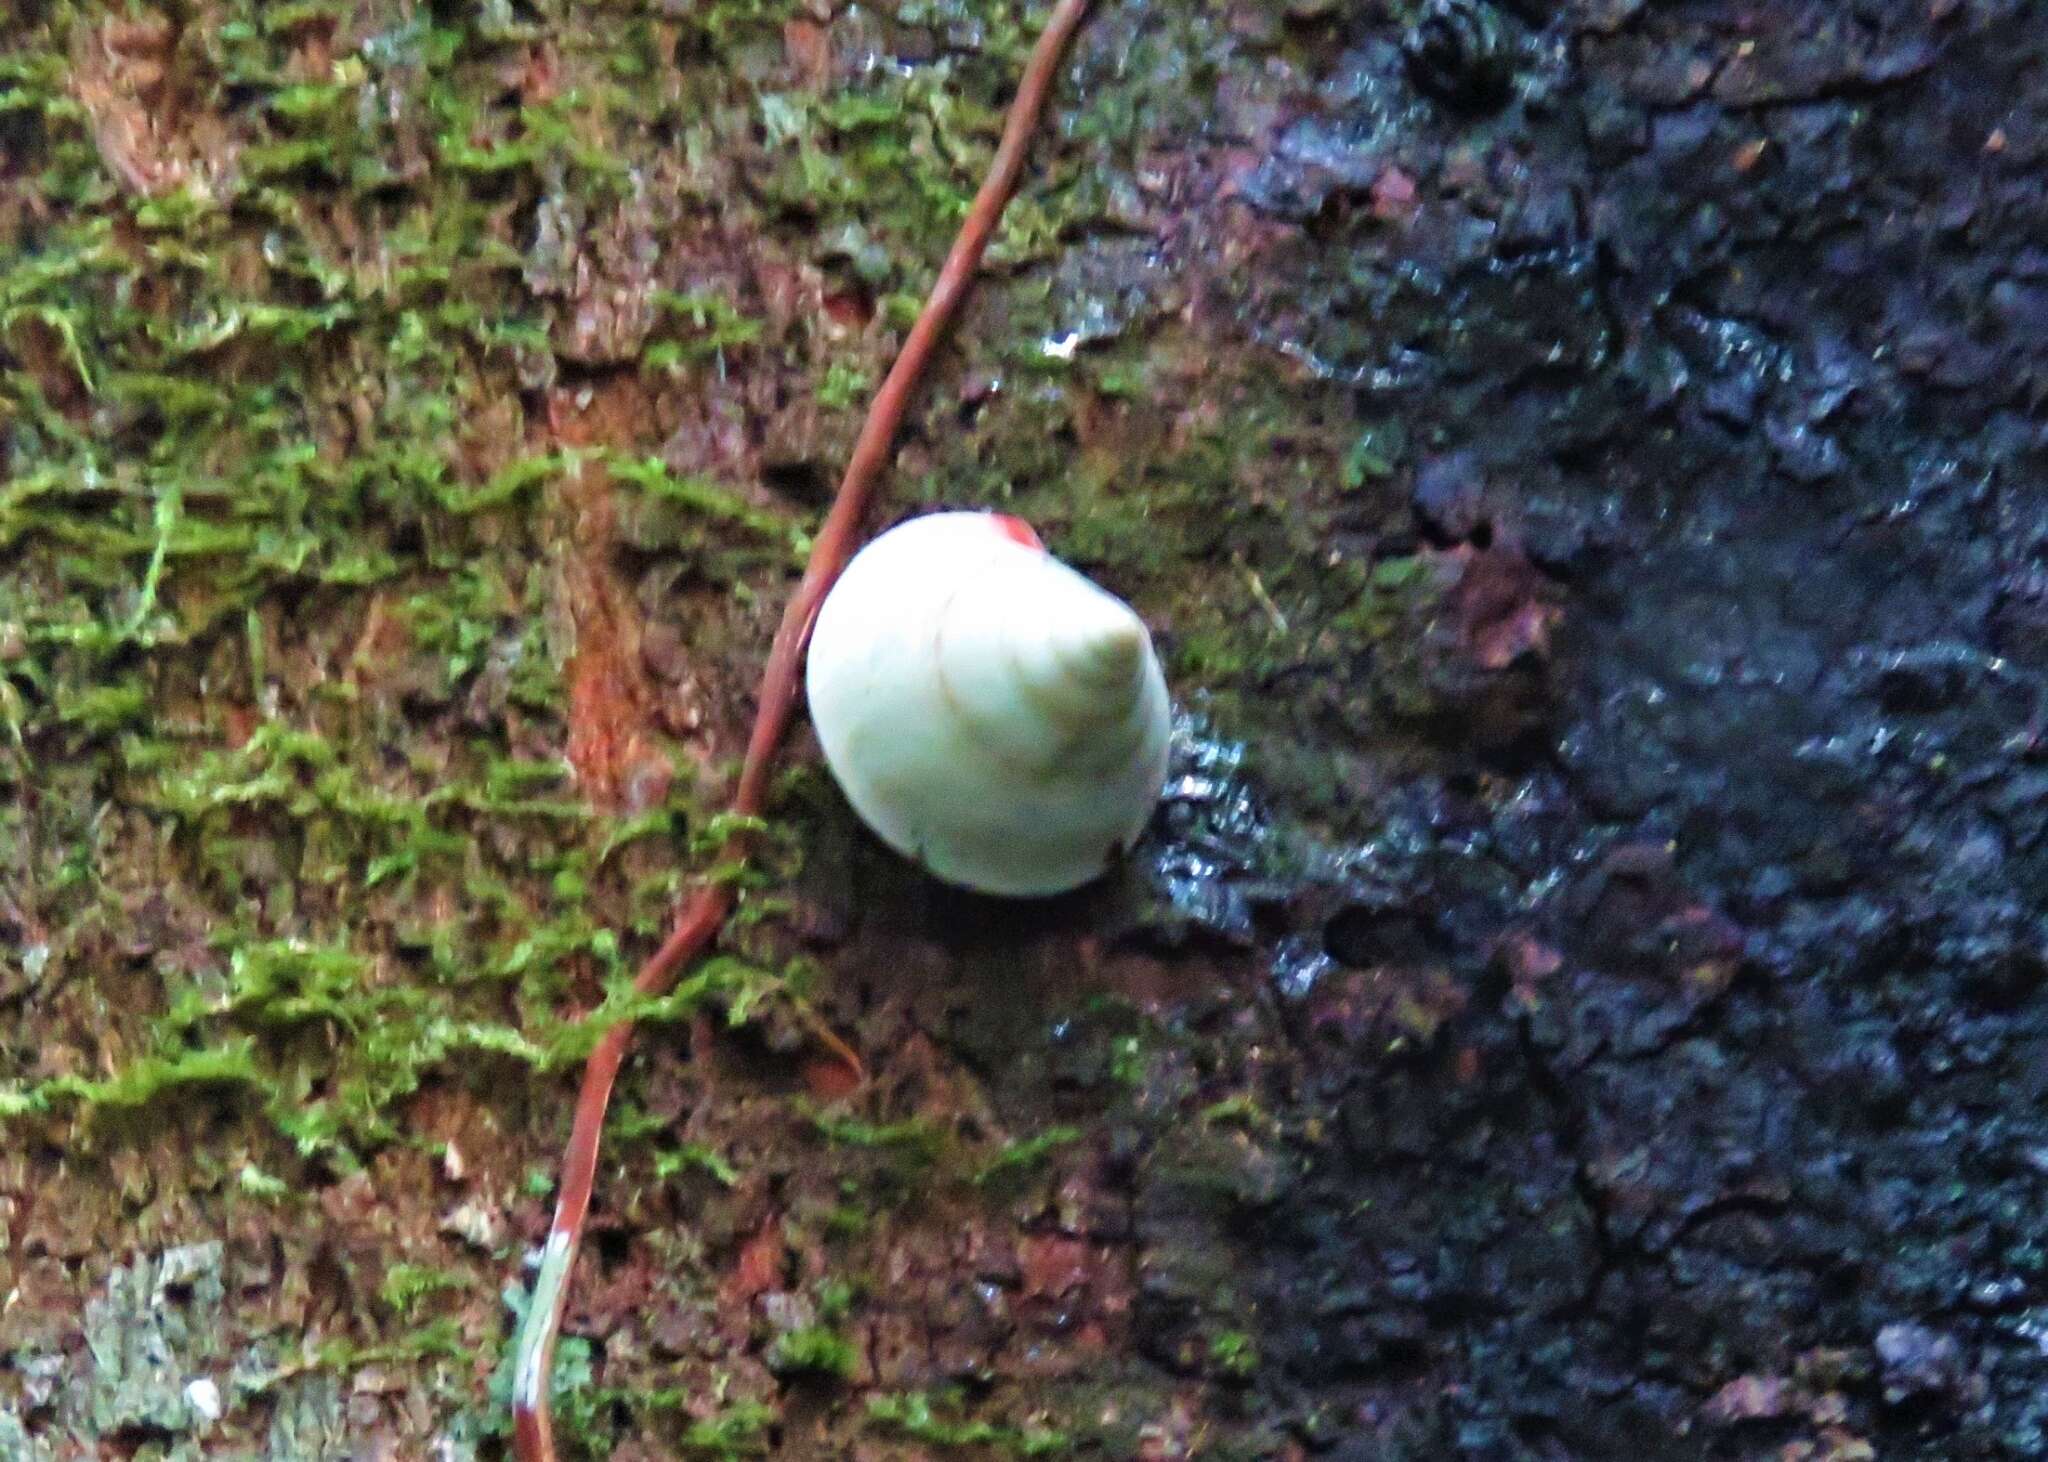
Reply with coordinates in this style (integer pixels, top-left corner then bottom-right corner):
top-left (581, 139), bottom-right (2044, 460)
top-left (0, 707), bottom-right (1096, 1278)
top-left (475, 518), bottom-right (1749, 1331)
top-left (801, 1101), bottom-right (947, 1166)
top-left (822, 1202), bottom-right (872, 1240)
top-left (815, 360), bottom-right (873, 411)
top-left (55, 678), bottom-right (151, 735)
top-left (380, 1262), bottom-right (468, 1321)
top-left (866, 1391), bottom-right (1070, 1456)
top-left (620, 1391), bottom-right (776, 1457)
top-left (653, 1142), bottom-right (741, 1187)
top-left (10, 1043), bottom-right (265, 1116)
top-left (1208, 1330), bottom-right (1259, 1380)
top-left (1340, 420), bottom-right (1408, 489)
top-left (236, 1162), bottom-right (292, 1202)
top-left (650, 288), bottom-right (764, 354)
top-left (974, 1124), bottom-right (1082, 1184)
top-left (1198, 1094), bottom-right (1275, 1132)
top-left (673, 1398), bottom-right (776, 1456)
top-left (608, 453), bottom-right (807, 557)
top-left (765, 1324), bottom-right (859, 1379)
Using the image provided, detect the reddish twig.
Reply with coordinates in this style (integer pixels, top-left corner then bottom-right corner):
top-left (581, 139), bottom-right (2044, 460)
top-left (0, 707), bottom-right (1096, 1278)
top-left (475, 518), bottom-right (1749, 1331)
top-left (511, 2), bottom-right (1095, 1455)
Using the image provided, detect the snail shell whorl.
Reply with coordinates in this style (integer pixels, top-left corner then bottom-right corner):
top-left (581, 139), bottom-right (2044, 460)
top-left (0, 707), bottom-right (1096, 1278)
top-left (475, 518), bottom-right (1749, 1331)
top-left (805, 511), bottom-right (1171, 897)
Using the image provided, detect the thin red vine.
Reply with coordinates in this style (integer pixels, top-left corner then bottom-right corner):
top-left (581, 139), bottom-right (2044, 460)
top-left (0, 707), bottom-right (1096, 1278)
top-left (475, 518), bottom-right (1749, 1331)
top-left (511, 2), bottom-right (1095, 1455)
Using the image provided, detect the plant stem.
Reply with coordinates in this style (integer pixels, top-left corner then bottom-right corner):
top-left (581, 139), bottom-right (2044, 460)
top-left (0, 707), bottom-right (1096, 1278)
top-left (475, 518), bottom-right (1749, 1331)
top-left (510, 2), bottom-right (1096, 1455)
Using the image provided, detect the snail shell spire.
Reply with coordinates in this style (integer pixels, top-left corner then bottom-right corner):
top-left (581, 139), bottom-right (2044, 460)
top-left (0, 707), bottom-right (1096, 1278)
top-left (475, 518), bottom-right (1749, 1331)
top-left (805, 511), bottom-right (1171, 897)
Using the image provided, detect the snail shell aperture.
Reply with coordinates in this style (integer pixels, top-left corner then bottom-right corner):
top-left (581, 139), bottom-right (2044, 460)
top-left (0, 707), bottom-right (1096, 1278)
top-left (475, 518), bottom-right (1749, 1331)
top-left (805, 511), bottom-right (1172, 897)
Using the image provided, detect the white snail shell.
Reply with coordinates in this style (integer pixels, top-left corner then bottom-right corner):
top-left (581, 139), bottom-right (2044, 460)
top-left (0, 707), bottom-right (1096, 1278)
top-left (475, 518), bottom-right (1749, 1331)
top-left (805, 511), bottom-right (1171, 897)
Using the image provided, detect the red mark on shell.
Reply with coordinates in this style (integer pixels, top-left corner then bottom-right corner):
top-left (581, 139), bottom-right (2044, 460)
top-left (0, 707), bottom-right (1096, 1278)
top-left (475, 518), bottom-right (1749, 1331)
top-left (990, 514), bottom-right (1044, 550)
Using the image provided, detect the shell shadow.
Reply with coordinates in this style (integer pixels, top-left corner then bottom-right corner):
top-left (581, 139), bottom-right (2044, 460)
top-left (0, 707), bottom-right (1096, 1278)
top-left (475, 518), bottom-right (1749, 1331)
top-left (917, 875), bottom-right (1114, 951)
